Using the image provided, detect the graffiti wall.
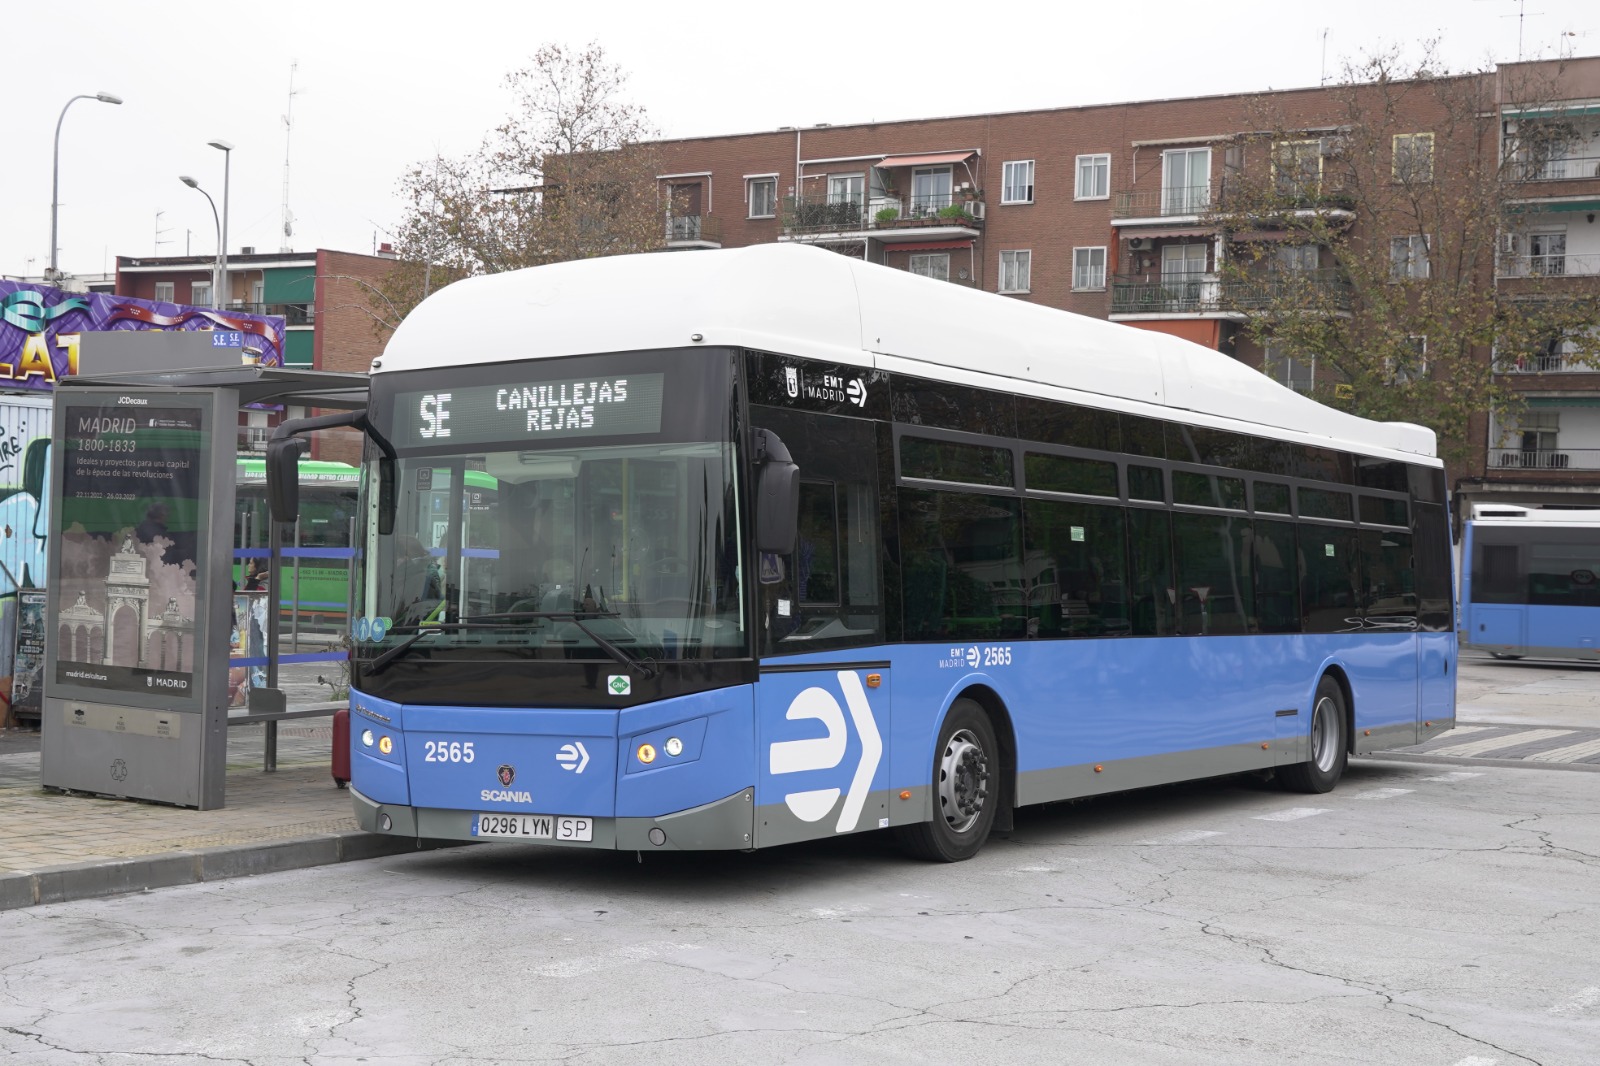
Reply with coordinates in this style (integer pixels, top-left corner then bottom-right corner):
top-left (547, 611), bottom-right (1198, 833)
top-left (0, 395), bottom-right (51, 720)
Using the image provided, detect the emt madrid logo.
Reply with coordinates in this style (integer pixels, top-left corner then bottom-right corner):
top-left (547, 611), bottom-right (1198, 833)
top-left (768, 671), bottom-right (882, 834)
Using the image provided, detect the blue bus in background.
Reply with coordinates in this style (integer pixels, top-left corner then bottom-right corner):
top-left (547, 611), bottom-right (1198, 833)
top-left (269, 245), bottom-right (1457, 861)
top-left (1461, 503), bottom-right (1600, 662)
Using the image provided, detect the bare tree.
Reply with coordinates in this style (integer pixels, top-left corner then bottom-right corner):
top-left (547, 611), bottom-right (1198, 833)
top-left (1207, 46), bottom-right (1600, 464)
top-left (376, 43), bottom-right (664, 330)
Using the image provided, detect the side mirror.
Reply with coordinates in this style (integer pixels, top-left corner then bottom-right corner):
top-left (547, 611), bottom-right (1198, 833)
top-left (265, 436), bottom-right (305, 522)
top-left (753, 428), bottom-right (799, 554)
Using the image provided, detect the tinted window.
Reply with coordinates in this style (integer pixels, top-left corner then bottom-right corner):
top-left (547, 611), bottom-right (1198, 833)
top-left (1360, 528), bottom-right (1416, 623)
top-left (1127, 508), bottom-right (1176, 635)
top-left (1413, 503), bottom-right (1452, 631)
top-left (1300, 525), bottom-right (1361, 633)
top-left (1356, 457), bottom-right (1408, 492)
top-left (1017, 398), bottom-right (1119, 452)
top-left (899, 489), bottom-right (1025, 640)
top-left (1026, 452), bottom-right (1118, 497)
top-left (901, 436), bottom-right (1014, 487)
top-left (1471, 542), bottom-right (1521, 604)
top-left (1173, 471), bottom-right (1246, 510)
top-left (1253, 519), bottom-right (1301, 633)
top-left (1122, 416), bottom-right (1166, 459)
top-left (1168, 424), bottom-right (1254, 470)
top-left (1172, 513), bottom-right (1255, 635)
top-left (1360, 495), bottom-right (1408, 527)
top-left (1128, 465), bottom-right (1165, 502)
top-left (893, 377), bottom-right (1016, 436)
top-left (1254, 481), bottom-right (1291, 514)
top-left (1023, 499), bottom-right (1130, 637)
top-left (1299, 487), bottom-right (1353, 522)
top-left (794, 481), bottom-right (839, 604)
top-left (1529, 534), bottom-right (1600, 607)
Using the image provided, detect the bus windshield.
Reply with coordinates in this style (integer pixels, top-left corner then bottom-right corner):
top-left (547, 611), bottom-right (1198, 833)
top-left (354, 350), bottom-right (746, 674)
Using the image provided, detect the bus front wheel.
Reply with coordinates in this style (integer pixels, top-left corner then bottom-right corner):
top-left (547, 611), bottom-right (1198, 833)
top-left (896, 699), bottom-right (999, 862)
top-left (1280, 676), bottom-right (1349, 794)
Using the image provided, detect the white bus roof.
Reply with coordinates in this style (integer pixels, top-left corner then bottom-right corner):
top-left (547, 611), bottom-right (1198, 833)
top-left (380, 244), bottom-right (1438, 465)
top-left (1470, 503), bottom-right (1600, 523)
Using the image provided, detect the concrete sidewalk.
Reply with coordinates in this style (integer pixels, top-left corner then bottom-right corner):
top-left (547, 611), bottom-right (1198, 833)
top-left (0, 720), bottom-right (442, 912)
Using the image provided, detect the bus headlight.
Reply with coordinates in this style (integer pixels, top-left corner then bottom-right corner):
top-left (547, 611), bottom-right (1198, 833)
top-left (361, 729), bottom-right (375, 747)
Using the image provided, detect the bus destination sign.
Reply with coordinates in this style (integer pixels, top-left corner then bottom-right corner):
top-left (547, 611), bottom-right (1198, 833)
top-left (394, 372), bottom-right (665, 448)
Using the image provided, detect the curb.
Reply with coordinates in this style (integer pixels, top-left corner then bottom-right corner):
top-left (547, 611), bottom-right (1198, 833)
top-left (0, 832), bottom-right (461, 912)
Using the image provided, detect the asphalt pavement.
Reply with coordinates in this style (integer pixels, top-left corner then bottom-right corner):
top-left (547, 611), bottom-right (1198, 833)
top-left (1, 652), bottom-right (1595, 912)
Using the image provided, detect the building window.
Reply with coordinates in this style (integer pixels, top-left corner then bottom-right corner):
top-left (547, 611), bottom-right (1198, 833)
top-left (250, 279), bottom-right (264, 306)
top-left (1073, 247), bottom-right (1107, 290)
top-left (153, 281), bottom-right (175, 304)
top-left (1076, 154), bottom-right (1110, 200)
top-left (1390, 336), bottom-right (1428, 383)
top-left (1390, 235), bottom-right (1431, 280)
top-left (910, 166), bottom-right (953, 216)
top-left (1273, 140), bottom-right (1323, 199)
top-left (999, 250), bottom-right (1032, 294)
top-left (909, 253), bottom-right (950, 281)
top-left (1161, 148), bottom-right (1211, 214)
top-left (747, 175), bottom-right (777, 218)
top-left (1264, 343), bottom-right (1315, 393)
top-left (1001, 160), bottom-right (1035, 204)
top-left (1276, 244), bottom-right (1320, 272)
top-left (1393, 133), bottom-right (1434, 182)
top-left (191, 281), bottom-right (212, 307)
top-left (828, 173), bottom-right (864, 205)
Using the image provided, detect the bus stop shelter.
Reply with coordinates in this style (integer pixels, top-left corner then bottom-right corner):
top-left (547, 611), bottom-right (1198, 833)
top-left (42, 365), bottom-right (368, 809)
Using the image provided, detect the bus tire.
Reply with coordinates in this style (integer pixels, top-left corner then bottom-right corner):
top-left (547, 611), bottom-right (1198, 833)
top-left (1280, 675), bottom-right (1348, 794)
top-left (896, 699), bottom-right (999, 862)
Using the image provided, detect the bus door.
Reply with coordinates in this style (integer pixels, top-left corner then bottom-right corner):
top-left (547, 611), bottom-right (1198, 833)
top-left (1468, 537), bottom-right (1526, 653)
top-left (748, 408), bottom-right (891, 846)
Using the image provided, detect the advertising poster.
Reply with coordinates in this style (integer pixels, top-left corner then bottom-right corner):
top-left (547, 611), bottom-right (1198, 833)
top-left (0, 280), bottom-right (286, 387)
top-left (54, 404), bottom-right (204, 696)
top-left (8, 589), bottom-right (46, 721)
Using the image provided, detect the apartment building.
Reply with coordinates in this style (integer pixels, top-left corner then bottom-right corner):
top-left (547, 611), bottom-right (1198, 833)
top-left (650, 56), bottom-right (1600, 511)
top-left (114, 247), bottom-right (396, 461)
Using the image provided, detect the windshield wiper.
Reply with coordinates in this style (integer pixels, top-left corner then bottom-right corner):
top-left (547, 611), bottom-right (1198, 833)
top-left (460, 610), bottom-right (657, 680)
top-left (363, 621), bottom-right (516, 675)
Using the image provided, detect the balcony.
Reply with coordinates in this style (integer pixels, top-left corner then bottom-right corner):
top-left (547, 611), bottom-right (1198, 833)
top-left (228, 302), bottom-right (313, 325)
top-left (1488, 448), bottom-right (1600, 470)
top-left (779, 194), bottom-right (983, 243)
top-left (1506, 152), bottom-right (1600, 183)
top-left (1112, 184), bottom-right (1212, 221)
top-left (665, 214), bottom-right (722, 249)
top-left (1504, 351), bottom-right (1598, 373)
top-left (1110, 269), bottom-right (1351, 316)
top-left (1496, 252), bottom-right (1600, 279)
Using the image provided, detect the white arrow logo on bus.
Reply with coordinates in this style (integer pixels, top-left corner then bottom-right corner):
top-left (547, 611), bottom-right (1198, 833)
top-left (846, 378), bottom-right (867, 407)
top-left (556, 742), bottom-right (590, 773)
top-left (768, 671), bottom-right (882, 833)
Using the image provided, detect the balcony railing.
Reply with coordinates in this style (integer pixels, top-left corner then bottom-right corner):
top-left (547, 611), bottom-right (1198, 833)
top-left (1112, 184), bottom-right (1211, 219)
top-left (1504, 351), bottom-right (1597, 373)
top-left (227, 302), bottom-right (313, 325)
top-left (1110, 269), bottom-right (1351, 315)
top-left (1505, 152), bottom-right (1600, 182)
top-left (665, 214), bottom-right (722, 244)
top-left (1488, 448), bottom-right (1600, 470)
top-left (1496, 253), bottom-right (1600, 279)
top-left (780, 194), bottom-right (983, 235)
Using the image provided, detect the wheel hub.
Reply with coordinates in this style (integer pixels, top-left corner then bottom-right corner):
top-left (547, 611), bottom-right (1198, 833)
top-left (939, 729), bottom-right (990, 833)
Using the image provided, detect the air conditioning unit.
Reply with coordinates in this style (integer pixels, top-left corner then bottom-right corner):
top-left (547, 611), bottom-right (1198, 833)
top-left (965, 201), bottom-right (986, 220)
top-left (1128, 237), bottom-right (1155, 252)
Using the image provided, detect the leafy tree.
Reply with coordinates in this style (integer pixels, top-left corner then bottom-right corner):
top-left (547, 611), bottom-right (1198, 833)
top-left (375, 43), bottom-right (664, 331)
top-left (1207, 46), bottom-right (1600, 464)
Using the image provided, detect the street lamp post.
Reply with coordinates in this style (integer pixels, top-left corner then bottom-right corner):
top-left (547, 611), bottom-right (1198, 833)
top-left (49, 91), bottom-right (122, 282)
top-left (208, 140), bottom-right (233, 306)
top-left (179, 176), bottom-right (221, 305)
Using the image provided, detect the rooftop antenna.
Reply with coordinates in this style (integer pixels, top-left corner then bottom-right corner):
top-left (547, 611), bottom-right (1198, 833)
top-left (280, 60), bottom-right (299, 252)
top-left (1483, 0), bottom-right (1544, 61)
top-left (1320, 28), bottom-right (1330, 86)
top-left (154, 209), bottom-right (172, 254)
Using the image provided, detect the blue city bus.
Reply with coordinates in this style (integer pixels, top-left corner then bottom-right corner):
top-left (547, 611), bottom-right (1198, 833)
top-left (1461, 503), bottom-right (1600, 662)
top-left (269, 245), bottom-right (1457, 861)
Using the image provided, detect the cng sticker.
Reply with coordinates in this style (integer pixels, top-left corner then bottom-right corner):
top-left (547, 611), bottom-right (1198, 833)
top-left (768, 671), bottom-right (882, 833)
top-left (608, 675), bottom-right (631, 696)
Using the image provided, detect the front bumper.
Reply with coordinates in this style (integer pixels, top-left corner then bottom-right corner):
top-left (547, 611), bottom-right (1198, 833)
top-left (350, 784), bottom-right (755, 851)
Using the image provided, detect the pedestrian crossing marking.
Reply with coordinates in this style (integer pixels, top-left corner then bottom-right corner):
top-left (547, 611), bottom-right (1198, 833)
top-left (1353, 788), bottom-right (1414, 799)
top-left (1427, 728), bottom-right (1576, 758)
top-left (1135, 829), bottom-right (1223, 845)
top-left (1437, 725), bottom-right (1492, 738)
top-left (1254, 807), bottom-right (1329, 822)
top-left (1527, 738), bottom-right (1600, 763)
top-left (1418, 771), bottom-right (1483, 782)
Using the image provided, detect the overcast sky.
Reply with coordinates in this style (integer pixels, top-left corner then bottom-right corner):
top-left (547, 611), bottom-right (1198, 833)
top-left (8, 0), bottom-right (1598, 280)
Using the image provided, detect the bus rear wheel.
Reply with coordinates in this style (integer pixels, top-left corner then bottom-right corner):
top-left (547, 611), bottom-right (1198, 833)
top-left (896, 699), bottom-right (1000, 862)
top-left (1279, 676), bottom-right (1348, 794)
